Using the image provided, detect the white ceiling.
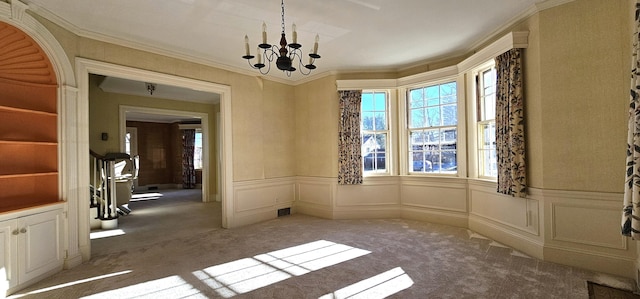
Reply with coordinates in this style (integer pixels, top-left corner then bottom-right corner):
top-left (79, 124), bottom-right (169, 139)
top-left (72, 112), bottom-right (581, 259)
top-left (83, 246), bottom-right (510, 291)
top-left (22, 0), bottom-right (549, 83)
top-left (98, 76), bottom-right (220, 104)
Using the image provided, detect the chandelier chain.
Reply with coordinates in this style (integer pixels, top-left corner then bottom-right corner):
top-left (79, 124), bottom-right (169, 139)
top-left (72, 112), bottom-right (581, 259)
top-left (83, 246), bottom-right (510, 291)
top-left (281, 0), bottom-right (285, 34)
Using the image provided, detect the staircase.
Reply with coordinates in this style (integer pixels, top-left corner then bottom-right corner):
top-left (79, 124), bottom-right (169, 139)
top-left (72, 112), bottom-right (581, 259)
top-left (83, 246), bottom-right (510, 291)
top-left (90, 151), bottom-right (139, 229)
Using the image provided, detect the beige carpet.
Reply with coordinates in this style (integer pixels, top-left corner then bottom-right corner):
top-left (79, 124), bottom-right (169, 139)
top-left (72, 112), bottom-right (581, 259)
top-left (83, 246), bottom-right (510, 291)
top-left (8, 189), bottom-right (638, 298)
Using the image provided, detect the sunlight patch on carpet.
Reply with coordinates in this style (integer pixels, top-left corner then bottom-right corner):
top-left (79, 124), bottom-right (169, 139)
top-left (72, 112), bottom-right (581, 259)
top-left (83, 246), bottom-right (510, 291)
top-left (130, 192), bottom-right (164, 202)
top-left (90, 229), bottom-right (126, 240)
top-left (11, 270), bottom-right (132, 298)
top-left (193, 240), bottom-right (371, 298)
top-left (80, 275), bottom-right (203, 299)
top-left (319, 267), bottom-right (414, 299)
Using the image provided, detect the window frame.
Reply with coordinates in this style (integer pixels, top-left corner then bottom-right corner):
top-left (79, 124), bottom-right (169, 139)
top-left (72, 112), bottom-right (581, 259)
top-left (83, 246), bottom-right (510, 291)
top-left (361, 90), bottom-right (392, 176)
top-left (404, 77), bottom-right (460, 176)
top-left (476, 64), bottom-right (497, 179)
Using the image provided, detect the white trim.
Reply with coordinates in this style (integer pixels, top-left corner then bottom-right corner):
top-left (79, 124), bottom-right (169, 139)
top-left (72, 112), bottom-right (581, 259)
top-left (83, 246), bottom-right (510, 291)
top-left (178, 124), bottom-right (202, 130)
top-left (75, 58), bottom-right (234, 261)
top-left (397, 66), bottom-right (459, 88)
top-left (536, 0), bottom-right (576, 11)
top-left (458, 32), bottom-right (529, 72)
top-left (336, 79), bottom-right (398, 90)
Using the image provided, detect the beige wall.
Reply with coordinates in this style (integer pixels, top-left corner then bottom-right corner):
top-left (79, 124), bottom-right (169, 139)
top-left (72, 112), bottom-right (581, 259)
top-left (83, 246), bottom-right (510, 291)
top-left (537, 0), bottom-right (630, 192)
top-left (293, 0), bottom-right (632, 194)
top-left (294, 75), bottom-right (340, 177)
top-left (37, 0), bottom-right (633, 194)
top-left (35, 15), bottom-right (296, 186)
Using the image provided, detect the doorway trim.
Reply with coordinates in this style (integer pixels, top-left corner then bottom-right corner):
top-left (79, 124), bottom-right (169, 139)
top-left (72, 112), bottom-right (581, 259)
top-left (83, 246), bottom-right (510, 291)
top-left (76, 58), bottom-right (234, 261)
top-left (119, 105), bottom-right (210, 200)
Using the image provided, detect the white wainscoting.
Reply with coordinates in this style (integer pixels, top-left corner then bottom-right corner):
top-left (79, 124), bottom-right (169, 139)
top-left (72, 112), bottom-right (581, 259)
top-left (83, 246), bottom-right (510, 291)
top-left (235, 175), bottom-right (637, 279)
top-left (232, 177), bottom-right (296, 227)
top-left (296, 177), bottom-right (335, 219)
top-left (400, 176), bottom-right (468, 227)
top-left (542, 189), bottom-right (636, 278)
top-left (468, 180), bottom-right (543, 259)
top-left (334, 176), bottom-right (401, 219)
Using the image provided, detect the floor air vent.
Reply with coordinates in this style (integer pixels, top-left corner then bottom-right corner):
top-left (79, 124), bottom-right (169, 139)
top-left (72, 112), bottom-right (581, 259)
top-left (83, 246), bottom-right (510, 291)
top-left (278, 207), bottom-right (291, 217)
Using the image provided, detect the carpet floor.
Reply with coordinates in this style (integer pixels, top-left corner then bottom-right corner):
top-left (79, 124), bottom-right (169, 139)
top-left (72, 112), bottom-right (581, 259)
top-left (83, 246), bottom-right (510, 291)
top-left (7, 189), bottom-right (638, 298)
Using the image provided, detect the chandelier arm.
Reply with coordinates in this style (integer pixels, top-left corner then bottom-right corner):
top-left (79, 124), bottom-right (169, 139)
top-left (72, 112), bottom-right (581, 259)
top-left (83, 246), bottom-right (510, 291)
top-left (290, 50), bottom-right (312, 75)
top-left (258, 61), bottom-right (271, 75)
top-left (241, 0), bottom-right (320, 76)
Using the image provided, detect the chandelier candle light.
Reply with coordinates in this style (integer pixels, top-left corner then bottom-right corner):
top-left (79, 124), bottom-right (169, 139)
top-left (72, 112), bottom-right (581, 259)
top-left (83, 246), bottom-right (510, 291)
top-left (242, 0), bottom-right (320, 76)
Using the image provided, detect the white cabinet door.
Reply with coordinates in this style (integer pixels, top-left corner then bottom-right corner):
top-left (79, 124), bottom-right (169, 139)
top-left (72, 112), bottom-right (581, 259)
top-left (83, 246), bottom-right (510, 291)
top-left (0, 219), bottom-right (17, 293)
top-left (17, 209), bottom-right (63, 284)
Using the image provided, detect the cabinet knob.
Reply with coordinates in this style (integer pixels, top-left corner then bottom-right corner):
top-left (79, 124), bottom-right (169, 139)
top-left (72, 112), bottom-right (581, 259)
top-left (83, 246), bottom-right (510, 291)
top-left (11, 229), bottom-right (19, 235)
top-left (19, 228), bottom-right (26, 234)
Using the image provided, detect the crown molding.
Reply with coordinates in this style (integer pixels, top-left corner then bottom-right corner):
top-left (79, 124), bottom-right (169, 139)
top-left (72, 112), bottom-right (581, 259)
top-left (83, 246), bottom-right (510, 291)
top-left (23, 1), bottom-right (300, 86)
top-left (536, 0), bottom-right (575, 11)
top-left (458, 31), bottom-right (528, 73)
top-left (21, 0), bottom-right (572, 87)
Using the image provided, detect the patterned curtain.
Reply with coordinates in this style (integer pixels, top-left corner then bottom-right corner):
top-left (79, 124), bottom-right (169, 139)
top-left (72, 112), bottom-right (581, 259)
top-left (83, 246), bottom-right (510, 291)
top-left (338, 90), bottom-right (363, 185)
top-left (495, 48), bottom-right (526, 198)
top-left (182, 129), bottom-right (196, 189)
top-left (622, 1), bottom-right (640, 238)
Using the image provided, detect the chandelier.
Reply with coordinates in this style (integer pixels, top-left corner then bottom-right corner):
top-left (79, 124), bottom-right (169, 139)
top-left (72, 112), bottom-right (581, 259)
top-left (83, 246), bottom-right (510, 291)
top-left (242, 0), bottom-right (320, 76)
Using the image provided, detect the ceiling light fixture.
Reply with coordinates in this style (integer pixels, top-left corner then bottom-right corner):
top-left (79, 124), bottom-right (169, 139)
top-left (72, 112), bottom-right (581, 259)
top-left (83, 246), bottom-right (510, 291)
top-left (242, 0), bottom-right (320, 77)
top-left (146, 82), bottom-right (156, 95)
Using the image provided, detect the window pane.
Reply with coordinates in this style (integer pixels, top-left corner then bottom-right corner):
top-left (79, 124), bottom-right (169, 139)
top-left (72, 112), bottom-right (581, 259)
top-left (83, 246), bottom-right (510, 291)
top-left (442, 104), bottom-right (457, 126)
top-left (425, 86), bottom-right (439, 102)
top-left (410, 131), bottom-right (425, 149)
top-left (362, 93), bottom-right (374, 111)
top-left (374, 112), bottom-right (387, 130)
top-left (362, 112), bottom-right (374, 130)
top-left (426, 107), bottom-right (440, 127)
top-left (409, 89), bottom-right (423, 108)
top-left (194, 132), bottom-right (203, 169)
top-left (484, 94), bottom-right (495, 120)
top-left (441, 94), bottom-right (456, 104)
top-left (440, 82), bottom-right (456, 97)
top-left (374, 92), bottom-right (386, 110)
top-left (363, 133), bottom-right (386, 172)
top-left (410, 109), bottom-right (425, 129)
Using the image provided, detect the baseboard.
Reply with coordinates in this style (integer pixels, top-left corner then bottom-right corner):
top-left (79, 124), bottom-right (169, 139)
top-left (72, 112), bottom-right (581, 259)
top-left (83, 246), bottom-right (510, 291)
top-left (543, 244), bottom-right (636, 278)
top-left (63, 252), bottom-right (83, 269)
top-left (294, 202), bottom-right (333, 219)
top-left (332, 206), bottom-right (402, 220)
top-left (233, 210), bottom-right (277, 227)
top-left (402, 206), bottom-right (468, 228)
top-left (469, 214), bottom-right (544, 259)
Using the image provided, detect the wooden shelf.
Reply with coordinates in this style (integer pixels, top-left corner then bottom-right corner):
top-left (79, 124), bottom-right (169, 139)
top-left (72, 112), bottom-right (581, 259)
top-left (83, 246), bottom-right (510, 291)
top-left (0, 76), bottom-right (58, 212)
top-left (0, 174), bottom-right (58, 210)
top-left (0, 140), bottom-right (57, 146)
top-left (0, 109), bottom-right (57, 143)
top-left (0, 198), bottom-right (60, 214)
top-left (0, 172), bottom-right (58, 179)
top-left (0, 80), bottom-right (56, 114)
top-left (0, 105), bottom-right (57, 117)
